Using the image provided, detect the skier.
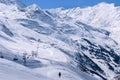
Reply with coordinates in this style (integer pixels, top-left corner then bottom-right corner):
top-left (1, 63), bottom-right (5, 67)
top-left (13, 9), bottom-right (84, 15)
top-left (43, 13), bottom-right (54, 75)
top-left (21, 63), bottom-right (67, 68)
top-left (58, 72), bottom-right (61, 78)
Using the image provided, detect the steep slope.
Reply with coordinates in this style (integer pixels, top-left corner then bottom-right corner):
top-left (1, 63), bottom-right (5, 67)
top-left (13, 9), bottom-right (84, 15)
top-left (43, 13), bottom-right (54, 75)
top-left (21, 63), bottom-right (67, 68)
top-left (48, 2), bottom-right (120, 44)
top-left (0, 1), bottom-right (120, 80)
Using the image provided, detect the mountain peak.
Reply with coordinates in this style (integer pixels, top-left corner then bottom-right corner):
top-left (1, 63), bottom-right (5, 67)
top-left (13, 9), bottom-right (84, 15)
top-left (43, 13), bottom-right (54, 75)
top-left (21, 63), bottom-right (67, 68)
top-left (26, 4), bottom-right (41, 11)
top-left (94, 2), bottom-right (115, 9)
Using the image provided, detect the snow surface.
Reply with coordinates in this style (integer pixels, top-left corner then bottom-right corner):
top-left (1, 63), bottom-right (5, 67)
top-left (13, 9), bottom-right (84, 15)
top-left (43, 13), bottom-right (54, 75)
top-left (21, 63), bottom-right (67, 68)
top-left (0, 57), bottom-right (97, 80)
top-left (48, 2), bottom-right (120, 44)
top-left (0, 0), bottom-right (120, 80)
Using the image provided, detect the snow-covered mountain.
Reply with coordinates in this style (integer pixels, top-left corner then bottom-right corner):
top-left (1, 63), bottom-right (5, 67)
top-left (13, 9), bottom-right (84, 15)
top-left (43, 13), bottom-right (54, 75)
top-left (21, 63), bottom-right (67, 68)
top-left (48, 2), bottom-right (120, 44)
top-left (0, 0), bottom-right (120, 80)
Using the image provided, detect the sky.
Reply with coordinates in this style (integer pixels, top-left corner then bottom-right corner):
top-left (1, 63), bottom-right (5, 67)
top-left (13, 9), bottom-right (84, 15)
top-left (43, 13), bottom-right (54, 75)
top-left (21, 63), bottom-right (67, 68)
top-left (22, 0), bottom-right (120, 9)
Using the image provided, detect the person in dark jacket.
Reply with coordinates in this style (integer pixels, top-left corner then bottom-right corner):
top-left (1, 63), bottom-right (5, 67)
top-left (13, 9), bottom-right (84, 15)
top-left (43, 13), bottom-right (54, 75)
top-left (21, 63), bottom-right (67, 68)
top-left (58, 72), bottom-right (61, 78)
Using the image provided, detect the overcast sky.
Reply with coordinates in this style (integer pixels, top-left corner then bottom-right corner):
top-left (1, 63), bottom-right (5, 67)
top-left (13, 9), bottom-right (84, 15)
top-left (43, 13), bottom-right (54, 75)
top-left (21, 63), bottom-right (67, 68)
top-left (22, 0), bottom-right (120, 9)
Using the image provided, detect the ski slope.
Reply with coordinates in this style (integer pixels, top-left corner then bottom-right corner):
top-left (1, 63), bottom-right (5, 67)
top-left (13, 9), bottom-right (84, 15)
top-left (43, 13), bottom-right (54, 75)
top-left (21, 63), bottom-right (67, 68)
top-left (0, 58), bottom-right (97, 80)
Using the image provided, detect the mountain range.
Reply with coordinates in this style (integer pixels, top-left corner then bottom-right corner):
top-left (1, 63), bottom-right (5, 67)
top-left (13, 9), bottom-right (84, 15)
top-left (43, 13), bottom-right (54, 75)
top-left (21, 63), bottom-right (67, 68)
top-left (0, 0), bottom-right (120, 80)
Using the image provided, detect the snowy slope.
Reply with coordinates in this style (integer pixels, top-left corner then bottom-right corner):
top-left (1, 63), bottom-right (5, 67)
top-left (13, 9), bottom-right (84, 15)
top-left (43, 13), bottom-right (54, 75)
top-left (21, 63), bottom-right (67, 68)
top-left (48, 2), bottom-right (120, 44)
top-left (0, 0), bottom-right (120, 80)
top-left (0, 58), bottom-right (51, 80)
top-left (0, 58), bottom-right (98, 80)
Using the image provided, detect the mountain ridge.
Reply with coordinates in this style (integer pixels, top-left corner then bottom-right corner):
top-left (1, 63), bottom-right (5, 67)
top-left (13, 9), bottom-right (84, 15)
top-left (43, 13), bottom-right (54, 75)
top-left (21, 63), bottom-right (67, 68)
top-left (48, 2), bottom-right (120, 44)
top-left (0, 1), bottom-right (120, 80)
